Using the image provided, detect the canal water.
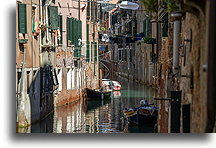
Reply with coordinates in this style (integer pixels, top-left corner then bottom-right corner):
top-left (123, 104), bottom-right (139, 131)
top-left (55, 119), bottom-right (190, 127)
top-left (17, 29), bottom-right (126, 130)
top-left (26, 76), bottom-right (157, 133)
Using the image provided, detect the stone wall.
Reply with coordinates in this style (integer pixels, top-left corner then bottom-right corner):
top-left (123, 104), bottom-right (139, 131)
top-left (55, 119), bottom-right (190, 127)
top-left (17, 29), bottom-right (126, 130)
top-left (180, 11), bottom-right (208, 133)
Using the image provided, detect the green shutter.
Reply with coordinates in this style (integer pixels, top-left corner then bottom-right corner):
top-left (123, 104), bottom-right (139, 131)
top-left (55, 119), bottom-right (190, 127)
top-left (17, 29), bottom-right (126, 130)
top-left (143, 20), bottom-right (146, 37)
top-left (86, 24), bottom-right (89, 41)
top-left (32, 17), bottom-right (35, 32)
top-left (87, 1), bottom-right (90, 18)
top-left (94, 42), bottom-right (97, 61)
top-left (147, 19), bottom-right (152, 37)
top-left (86, 41), bottom-right (90, 62)
top-left (162, 13), bottom-right (168, 37)
top-left (73, 20), bottom-right (79, 58)
top-left (77, 20), bottom-right (82, 58)
top-left (79, 20), bottom-right (82, 41)
top-left (94, 2), bottom-right (97, 20)
top-left (70, 18), bottom-right (74, 45)
top-left (74, 19), bottom-right (77, 47)
top-left (58, 15), bottom-right (63, 44)
top-left (18, 3), bottom-right (27, 34)
top-left (91, 2), bottom-right (94, 22)
top-left (49, 6), bottom-right (58, 30)
top-left (67, 17), bottom-right (70, 45)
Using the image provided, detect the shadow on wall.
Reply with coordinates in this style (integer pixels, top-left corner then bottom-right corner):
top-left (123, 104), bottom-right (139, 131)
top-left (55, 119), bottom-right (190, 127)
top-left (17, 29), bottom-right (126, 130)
top-left (30, 65), bottom-right (57, 130)
top-left (31, 111), bottom-right (54, 133)
top-left (17, 65), bottom-right (57, 133)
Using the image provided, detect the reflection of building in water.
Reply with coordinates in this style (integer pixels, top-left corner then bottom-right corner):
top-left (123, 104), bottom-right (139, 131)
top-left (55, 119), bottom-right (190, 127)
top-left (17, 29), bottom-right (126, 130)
top-left (51, 77), bottom-right (157, 133)
top-left (85, 108), bottom-right (99, 133)
top-left (111, 97), bottom-right (122, 131)
top-left (53, 100), bottom-right (86, 133)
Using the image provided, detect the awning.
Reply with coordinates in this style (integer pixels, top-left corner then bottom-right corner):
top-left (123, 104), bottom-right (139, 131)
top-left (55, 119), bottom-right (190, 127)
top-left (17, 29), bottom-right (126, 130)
top-left (118, 1), bottom-right (139, 10)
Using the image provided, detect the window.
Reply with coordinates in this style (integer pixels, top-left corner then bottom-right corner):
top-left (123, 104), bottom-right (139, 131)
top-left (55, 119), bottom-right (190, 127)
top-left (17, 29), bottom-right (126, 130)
top-left (91, 42), bottom-right (94, 61)
top-left (87, 1), bottom-right (90, 19)
top-left (147, 19), bottom-right (152, 37)
top-left (26, 71), bottom-right (30, 94)
top-left (17, 71), bottom-right (22, 94)
top-left (143, 18), bottom-right (152, 37)
top-left (118, 48), bottom-right (123, 61)
top-left (162, 13), bottom-right (168, 37)
top-left (49, 6), bottom-right (58, 30)
top-left (67, 17), bottom-right (73, 46)
top-left (32, 6), bottom-right (36, 33)
top-left (58, 15), bottom-right (63, 45)
top-left (94, 42), bottom-right (97, 61)
top-left (18, 3), bottom-right (27, 34)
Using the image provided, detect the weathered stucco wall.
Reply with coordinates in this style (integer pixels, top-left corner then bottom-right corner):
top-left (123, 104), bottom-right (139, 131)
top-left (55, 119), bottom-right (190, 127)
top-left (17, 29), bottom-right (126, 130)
top-left (180, 11), bottom-right (208, 133)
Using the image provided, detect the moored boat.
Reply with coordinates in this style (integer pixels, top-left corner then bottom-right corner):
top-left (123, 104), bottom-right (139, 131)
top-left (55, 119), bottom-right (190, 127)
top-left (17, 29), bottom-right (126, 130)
top-left (112, 81), bottom-right (121, 91)
top-left (123, 100), bottom-right (158, 125)
top-left (102, 79), bottom-right (121, 91)
top-left (123, 108), bottom-right (139, 124)
top-left (86, 88), bottom-right (112, 100)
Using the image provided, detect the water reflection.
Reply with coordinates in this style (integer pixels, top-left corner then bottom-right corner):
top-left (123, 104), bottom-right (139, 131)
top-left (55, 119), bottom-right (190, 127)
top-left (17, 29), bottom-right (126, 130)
top-left (24, 76), bottom-right (157, 133)
top-left (52, 77), bottom-right (156, 133)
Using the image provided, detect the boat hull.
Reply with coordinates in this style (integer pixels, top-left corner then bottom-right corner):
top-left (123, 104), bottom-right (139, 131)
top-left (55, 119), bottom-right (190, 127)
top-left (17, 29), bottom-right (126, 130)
top-left (124, 107), bottom-right (158, 125)
top-left (86, 88), bottom-right (111, 100)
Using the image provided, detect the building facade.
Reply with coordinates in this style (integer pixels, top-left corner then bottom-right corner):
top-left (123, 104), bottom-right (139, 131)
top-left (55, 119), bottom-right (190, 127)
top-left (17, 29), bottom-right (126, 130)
top-left (16, 0), bottom-right (100, 129)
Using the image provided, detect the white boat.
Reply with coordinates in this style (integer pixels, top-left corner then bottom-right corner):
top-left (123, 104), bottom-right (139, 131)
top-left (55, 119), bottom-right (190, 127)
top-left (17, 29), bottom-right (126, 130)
top-left (112, 81), bottom-right (121, 91)
top-left (102, 79), bottom-right (121, 91)
top-left (102, 80), bottom-right (113, 92)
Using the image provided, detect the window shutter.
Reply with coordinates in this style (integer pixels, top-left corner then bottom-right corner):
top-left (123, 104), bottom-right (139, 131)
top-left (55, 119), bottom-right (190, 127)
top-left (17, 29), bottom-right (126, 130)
top-left (147, 19), bottom-right (152, 37)
top-left (73, 19), bottom-right (78, 57)
top-left (143, 20), bottom-right (146, 37)
top-left (91, 2), bottom-right (94, 22)
top-left (162, 13), bottom-right (168, 37)
top-left (75, 20), bottom-right (79, 47)
top-left (18, 3), bottom-right (27, 34)
top-left (70, 18), bottom-right (74, 45)
top-left (32, 17), bottom-right (35, 32)
top-left (78, 18), bottom-right (81, 58)
top-left (86, 23), bottom-right (89, 42)
top-left (49, 6), bottom-right (58, 30)
top-left (94, 2), bottom-right (97, 21)
top-left (94, 42), bottom-right (97, 61)
top-left (58, 15), bottom-right (63, 44)
top-left (86, 41), bottom-right (90, 62)
top-left (87, 1), bottom-right (90, 19)
top-left (67, 17), bottom-right (71, 46)
top-left (79, 20), bottom-right (82, 41)
top-left (112, 15), bottom-right (117, 26)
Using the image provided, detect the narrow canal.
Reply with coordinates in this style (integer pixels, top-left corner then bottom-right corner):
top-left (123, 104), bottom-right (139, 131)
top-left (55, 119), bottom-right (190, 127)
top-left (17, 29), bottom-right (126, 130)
top-left (23, 76), bottom-right (157, 133)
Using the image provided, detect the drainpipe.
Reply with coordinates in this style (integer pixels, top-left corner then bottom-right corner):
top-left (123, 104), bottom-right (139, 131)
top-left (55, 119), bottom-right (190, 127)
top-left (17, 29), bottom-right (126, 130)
top-left (171, 12), bottom-right (182, 75)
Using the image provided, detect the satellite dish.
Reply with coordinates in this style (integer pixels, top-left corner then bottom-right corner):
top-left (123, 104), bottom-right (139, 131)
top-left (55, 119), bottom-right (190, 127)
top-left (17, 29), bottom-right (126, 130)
top-left (118, 1), bottom-right (139, 10)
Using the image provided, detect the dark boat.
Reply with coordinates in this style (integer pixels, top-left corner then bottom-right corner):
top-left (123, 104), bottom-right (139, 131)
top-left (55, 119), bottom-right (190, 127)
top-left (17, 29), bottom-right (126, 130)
top-left (86, 88), bottom-right (112, 100)
top-left (123, 106), bottom-right (158, 125)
